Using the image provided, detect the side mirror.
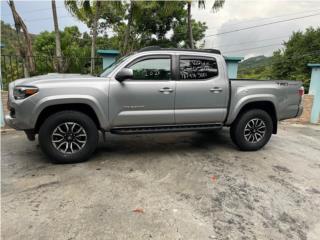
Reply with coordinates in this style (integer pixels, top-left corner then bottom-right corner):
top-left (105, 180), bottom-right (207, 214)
top-left (115, 68), bottom-right (133, 82)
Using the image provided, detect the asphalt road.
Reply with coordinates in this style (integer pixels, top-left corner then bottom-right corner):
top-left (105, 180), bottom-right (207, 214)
top-left (1, 123), bottom-right (320, 240)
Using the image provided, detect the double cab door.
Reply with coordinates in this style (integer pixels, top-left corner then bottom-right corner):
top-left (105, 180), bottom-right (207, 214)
top-left (109, 54), bottom-right (228, 127)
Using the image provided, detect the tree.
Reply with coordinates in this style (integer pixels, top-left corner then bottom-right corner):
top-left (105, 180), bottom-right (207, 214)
top-left (65, 0), bottom-right (100, 74)
top-left (271, 27), bottom-right (320, 91)
top-left (187, 0), bottom-right (225, 49)
top-left (172, 19), bottom-right (207, 48)
top-left (90, 0), bottom-right (101, 74)
top-left (120, 1), bottom-right (186, 52)
top-left (8, 0), bottom-right (35, 76)
top-left (187, 2), bottom-right (194, 48)
top-left (65, 0), bottom-right (123, 74)
top-left (51, 0), bottom-right (63, 72)
top-left (122, 0), bottom-right (134, 54)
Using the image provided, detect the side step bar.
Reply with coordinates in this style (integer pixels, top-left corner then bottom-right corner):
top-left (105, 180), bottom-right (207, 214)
top-left (110, 123), bottom-right (223, 135)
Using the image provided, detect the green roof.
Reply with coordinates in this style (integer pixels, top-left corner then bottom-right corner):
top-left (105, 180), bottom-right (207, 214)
top-left (97, 49), bottom-right (120, 55)
top-left (224, 56), bottom-right (244, 62)
top-left (307, 63), bottom-right (320, 68)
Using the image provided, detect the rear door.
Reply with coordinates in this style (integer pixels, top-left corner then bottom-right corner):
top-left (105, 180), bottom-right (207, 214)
top-left (174, 55), bottom-right (228, 124)
top-left (109, 55), bottom-right (175, 127)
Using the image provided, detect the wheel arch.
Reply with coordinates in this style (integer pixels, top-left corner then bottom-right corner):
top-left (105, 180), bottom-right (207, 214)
top-left (34, 103), bottom-right (101, 133)
top-left (230, 101), bottom-right (278, 134)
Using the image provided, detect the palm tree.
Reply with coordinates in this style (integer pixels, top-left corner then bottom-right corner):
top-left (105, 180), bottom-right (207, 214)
top-left (187, 1), bottom-right (194, 48)
top-left (187, 0), bottom-right (225, 49)
top-left (122, 0), bottom-right (134, 54)
top-left (8, 0), bottom-right (35, 76)
top-left (65, 0), bottom-right (100, 74)
top-left (65, 0), bottom-right (122, 74)
top-left (51, 0), bottom-right (63, 72)
top-left (90, 0), bottom-right (101, 74)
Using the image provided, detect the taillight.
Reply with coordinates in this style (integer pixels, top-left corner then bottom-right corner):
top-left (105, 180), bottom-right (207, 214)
top-left (298, 87), bottom-right (304, 96)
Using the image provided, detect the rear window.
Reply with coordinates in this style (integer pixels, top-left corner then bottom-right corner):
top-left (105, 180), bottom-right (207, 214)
top-left (179, 58), bottom-right (218, 80)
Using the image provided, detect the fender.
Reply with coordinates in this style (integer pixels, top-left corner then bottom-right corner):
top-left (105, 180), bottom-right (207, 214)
top-left (31, 95), bottom-right (109, 129)
top-left (226, 94), bottom-right (278, 125)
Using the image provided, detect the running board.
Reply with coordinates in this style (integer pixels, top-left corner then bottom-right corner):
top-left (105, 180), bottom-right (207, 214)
top-left (110, 123), bottom-right (223, 135)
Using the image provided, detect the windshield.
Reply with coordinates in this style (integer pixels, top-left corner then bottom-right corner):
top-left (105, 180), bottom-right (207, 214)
top-left (99, 54), bottom-right (132, 77)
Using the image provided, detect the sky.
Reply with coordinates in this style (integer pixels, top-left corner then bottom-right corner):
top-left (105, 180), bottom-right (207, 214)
top-left (1, 0), bottom-right (320, 59)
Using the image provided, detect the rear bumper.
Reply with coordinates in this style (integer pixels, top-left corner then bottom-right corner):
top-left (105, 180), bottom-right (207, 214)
top-left (296, 105), bottom-right (303, 117)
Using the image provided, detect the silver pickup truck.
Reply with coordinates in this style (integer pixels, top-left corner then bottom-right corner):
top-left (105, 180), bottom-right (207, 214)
top-left (5, 47), bottom-right (304, 163)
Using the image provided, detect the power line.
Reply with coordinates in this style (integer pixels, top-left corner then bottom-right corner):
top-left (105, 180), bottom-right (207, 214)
top-left (205, 8), bottom-right (320, 32)
top-left (222, 43), bottom-right (282, 54)
top-left (205, 12), bottom-right (320, 38)
top-left (214, 35), bottom-right (290, 48)
top-left (25, 15), bottom-right (73, 22)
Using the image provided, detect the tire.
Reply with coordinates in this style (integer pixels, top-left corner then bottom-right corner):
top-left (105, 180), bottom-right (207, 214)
top-left (39, 111), bottom-right (99, 163)
top-left (230, 109), bottom-right (273, 151)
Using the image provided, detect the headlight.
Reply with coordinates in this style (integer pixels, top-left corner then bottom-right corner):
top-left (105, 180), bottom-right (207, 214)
top-left (13, 86), bottom-right (39, 100)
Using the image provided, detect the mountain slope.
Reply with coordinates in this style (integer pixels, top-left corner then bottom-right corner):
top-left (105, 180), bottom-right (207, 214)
top-left (238, 55), bottom-right (272, 79)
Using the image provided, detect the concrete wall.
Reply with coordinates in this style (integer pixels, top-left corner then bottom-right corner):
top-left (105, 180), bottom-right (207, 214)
top-left (102, 56), bottom-right (117, 69)
top-left (1, 91), bottom-right (9, 128)
top-left (308, 66), bottom-right (320, 123)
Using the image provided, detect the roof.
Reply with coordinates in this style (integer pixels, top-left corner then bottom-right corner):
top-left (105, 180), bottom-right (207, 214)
top-left (307, 63), bottom-right (320, 68)
top-left (97, 49), bottom-right (120, 55)
top-left (138, 46), bottom-right (221, 55)
top-left (224, 56), bottom-right (244, 62)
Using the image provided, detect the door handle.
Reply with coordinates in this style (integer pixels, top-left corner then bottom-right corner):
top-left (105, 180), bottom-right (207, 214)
top-left (159, 87), bottom-right (174, 94)
top-left (209, 87), bottom-right (223, 93)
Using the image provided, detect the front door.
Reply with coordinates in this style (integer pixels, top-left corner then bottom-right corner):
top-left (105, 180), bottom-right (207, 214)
top-left (175, 55), bottom-right (228, 124)
top-left (109, 55), bottom-right (175, 127)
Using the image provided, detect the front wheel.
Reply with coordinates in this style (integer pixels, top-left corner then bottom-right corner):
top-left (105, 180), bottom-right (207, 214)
top-left (39, 111), bottom-right (99, 163)
top-left (230, 109), bottom-right (273, 151)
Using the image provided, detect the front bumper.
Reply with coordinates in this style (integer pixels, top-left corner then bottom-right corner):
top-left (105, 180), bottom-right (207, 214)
top-left (5, 114), bottom-right (25, 130)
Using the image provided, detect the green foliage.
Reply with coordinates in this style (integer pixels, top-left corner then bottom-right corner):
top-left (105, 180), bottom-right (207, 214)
top-left (271, 27), bottom-right (320, 91)
top-left (172, 19), bottom-right (207, 48)
top-left (238, 27), bottom-right (320, 91)
top-left (0, 20), bottom-right (36, 55)
top-left (238, 56), bottom-right (272, 79)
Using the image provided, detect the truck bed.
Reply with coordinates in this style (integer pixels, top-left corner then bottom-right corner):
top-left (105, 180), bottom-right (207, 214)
top-left (227, 78), bottom-right (302, 123)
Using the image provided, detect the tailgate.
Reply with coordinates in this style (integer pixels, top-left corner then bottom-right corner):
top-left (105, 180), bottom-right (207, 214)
top-left (278, 80), bottom-right (303, 119)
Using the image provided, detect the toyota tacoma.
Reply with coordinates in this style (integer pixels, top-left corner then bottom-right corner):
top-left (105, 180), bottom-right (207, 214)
top-left (5, 47), bottom-right (304, 163)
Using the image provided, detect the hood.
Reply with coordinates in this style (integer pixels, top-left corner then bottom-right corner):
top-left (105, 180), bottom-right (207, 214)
top-left (13, 73), bottom-right (102, 86)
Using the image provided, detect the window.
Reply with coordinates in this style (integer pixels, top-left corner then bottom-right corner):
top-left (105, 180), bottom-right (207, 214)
top-left (179, 58), bottom-right (218, 80)
top-left (129, 58), bottom-right (171, 80)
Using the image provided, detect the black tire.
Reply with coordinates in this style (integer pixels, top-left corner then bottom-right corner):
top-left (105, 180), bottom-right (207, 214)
top-left (230, 109), bottom-right (273, 151)
top-left (39, 111), bottom-right (99, 163)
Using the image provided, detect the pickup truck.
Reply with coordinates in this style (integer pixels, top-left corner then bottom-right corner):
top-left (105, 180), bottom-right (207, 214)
top-left (5, 47), bottom-right (304, 163)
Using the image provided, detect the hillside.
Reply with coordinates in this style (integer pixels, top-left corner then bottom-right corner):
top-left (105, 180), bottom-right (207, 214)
top-left (238, 55), bottom-right (272, 70)
top-left (0, 20), bottom-right (36, 55)
top-left (238, 55), bottom-right (272, 79)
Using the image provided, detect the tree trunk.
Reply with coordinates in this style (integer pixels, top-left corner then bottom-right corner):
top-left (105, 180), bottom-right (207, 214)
top-left (123, 1), bottom-right (133, 54)
top-left (90, 0), bottom-right (101, 75)
top-left (187, 2), bottom-right (194, 49)
top-left (8, 0), bottom-right (35, 76)
top-left (51, 0), bottom-right (63, 72)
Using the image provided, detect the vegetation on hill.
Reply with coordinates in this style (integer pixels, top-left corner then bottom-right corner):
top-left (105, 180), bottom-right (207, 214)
top-left (238, 27), bottom-right (320, 91)
top-left (238, 55), bottom-right (272, 80)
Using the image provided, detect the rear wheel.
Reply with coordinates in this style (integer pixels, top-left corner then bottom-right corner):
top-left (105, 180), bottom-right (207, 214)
top-left (230, 109), bottom-right (273, 151)
top-left (39, 111), bottom-right (98, 163)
